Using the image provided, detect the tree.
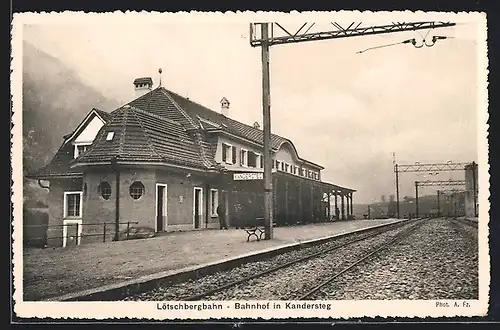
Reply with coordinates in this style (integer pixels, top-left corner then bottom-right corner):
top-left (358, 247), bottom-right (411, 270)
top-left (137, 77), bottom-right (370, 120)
top-left (380, 195), bottom-right (386, 203)
top-left (403, 196), bottom-right (412, 202)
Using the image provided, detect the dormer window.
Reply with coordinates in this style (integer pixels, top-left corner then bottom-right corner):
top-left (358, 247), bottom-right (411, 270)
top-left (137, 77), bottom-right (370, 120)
top-left (106, 132), bottom-right (115, 141)
top-left (74, 143), bottom-right (91, 159)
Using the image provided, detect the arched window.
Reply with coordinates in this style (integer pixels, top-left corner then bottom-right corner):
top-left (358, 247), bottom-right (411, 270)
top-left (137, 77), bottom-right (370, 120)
top-left (129, 181), bottom-right (145, 200)
top-left (98, 181), bottom-right (112, 200)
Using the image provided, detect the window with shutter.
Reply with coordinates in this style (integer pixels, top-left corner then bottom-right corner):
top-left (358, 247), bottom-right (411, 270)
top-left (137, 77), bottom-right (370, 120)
top-left (247, 151), bottom-right (257, 167)
top-left (259, 154), bottom-right (264, 168)
top-left (232, 146), bottom-right (236, 164)
top-left (241, 149), bottom-right (248, 166)
top-left (222, 143), bottom-right (227, 162)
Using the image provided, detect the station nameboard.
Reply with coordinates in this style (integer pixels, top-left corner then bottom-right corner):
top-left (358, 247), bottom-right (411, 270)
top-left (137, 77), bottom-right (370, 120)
top-left (233, 172), bottom-right (263, 181)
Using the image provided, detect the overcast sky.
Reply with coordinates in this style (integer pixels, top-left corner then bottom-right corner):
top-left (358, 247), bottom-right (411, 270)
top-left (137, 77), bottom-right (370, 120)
top-left (22, 14), bottom-right (484, 204)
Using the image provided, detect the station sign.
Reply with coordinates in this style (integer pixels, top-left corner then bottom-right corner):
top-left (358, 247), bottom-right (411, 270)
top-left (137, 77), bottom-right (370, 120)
top-left (233, 172), bottom-right (263, 181)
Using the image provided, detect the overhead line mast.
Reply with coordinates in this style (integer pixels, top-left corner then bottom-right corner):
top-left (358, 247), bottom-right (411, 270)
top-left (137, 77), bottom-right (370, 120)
top-left (250, 21), bottom-right (456, 239)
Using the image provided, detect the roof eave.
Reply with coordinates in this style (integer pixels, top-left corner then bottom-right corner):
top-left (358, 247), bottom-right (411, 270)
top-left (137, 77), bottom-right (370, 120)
top-left (302, 161), bottom-right (325, 170)
top-left (72, 160), bottom-right (211, 173)
top-left (70, 161), bottom-right (113, 169)
top-left (25, 173), bottom-right (83, 180)
top-left (211, 130), bottom-right (280, 151)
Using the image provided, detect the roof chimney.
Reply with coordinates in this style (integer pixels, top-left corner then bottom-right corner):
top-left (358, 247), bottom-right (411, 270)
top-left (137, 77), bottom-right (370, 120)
top-left (133, 77), bottom-right (153, 98)
top-left (253, 121), bottom-right (260, 129)
top-left (220, 97), bottom-right (230, 117)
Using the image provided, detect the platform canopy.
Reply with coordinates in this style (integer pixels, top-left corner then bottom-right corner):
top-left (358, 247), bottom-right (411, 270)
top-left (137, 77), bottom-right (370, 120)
top-left (271, 170), bottom-right (356, 195)
top-left (227, 169), bottom-right (356, 195)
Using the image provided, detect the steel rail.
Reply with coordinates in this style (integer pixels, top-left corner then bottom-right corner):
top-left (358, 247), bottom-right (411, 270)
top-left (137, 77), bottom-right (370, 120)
top-left (182, 219), bottom-right (418, 301)
top-left (453, 217), bottom-right (478, 229)
top-left (449, 219), bottom-right (478, 244)
top-left (297, 218), bottom-right (427, 300)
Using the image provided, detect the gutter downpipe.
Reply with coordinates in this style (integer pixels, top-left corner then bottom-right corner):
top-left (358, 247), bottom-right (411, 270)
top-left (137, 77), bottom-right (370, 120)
top-left (112, 158), bottom-right (120, 241)
top-left (37, 179), bottom-right (50, 190)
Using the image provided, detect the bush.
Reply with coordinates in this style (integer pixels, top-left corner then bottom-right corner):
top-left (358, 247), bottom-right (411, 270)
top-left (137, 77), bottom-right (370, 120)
top-left (35, 200), bottom-right (48, 208)
top-left (115, 226), bottom-right (156, 241)
top-left (23, 208), bottom-right (48, 248)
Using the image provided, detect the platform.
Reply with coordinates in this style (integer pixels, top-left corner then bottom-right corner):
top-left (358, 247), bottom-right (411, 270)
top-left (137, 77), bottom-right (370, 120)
top-left (23, 219), bottom-right (400, 301)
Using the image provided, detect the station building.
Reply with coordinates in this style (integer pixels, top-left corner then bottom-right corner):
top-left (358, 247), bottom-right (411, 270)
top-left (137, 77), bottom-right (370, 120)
top-left (28, 77), bottom-right (356, 247)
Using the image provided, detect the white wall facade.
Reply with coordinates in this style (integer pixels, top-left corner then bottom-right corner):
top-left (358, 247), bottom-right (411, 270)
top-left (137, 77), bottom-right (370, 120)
top-left (214, 135), bottom-right (322, 180)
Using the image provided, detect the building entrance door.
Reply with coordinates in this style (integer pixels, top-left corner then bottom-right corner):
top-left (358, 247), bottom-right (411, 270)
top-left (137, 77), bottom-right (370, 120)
top-left (221, 190), bottom-right (229, 227)
top-left (193, 187), bottom-right (203, 229)
top-left (156, 184), bottom-right (167, 232)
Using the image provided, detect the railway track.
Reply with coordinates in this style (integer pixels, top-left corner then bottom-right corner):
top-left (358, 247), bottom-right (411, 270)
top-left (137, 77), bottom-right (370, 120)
top-left (448, 217), bottom-right (478, 243)
top-left (178, 219), bottom-right (422, 301)
top-left (298, 218), bottom-right (426, 300)
top-left (452, 217), bottom-right (478, 229)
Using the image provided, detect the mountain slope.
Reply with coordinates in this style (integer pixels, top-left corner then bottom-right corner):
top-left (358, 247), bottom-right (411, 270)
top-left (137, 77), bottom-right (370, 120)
top-left (22, 41), bottom-right (121, 205)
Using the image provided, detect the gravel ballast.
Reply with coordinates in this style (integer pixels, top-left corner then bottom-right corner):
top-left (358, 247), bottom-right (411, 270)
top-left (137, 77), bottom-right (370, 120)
top-left (124, 220), bottom-right (420, 301)
top-left (203, 219), bottom-right (421, 300)
top-left (309, 218), bottom-right (478, 300)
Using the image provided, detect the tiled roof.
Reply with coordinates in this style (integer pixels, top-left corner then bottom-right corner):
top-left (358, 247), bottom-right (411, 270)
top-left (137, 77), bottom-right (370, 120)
top-left (127, 87), bottom-right (322, 166)
top-left (76, 105), bottom-right (216, 169)
top-left (127, 88), bottom-right (197, 130)
top-left (163, 88), bottom-right (324, 169)
top-left (126, 87), bottom-right (294, 150)
top-left (94, 108), bottom-right (112, 122)
top-left (166, 89), bottom-right (290, 150)
top-left (28, 85), bottom-right (324, 179)
top-left (27, 142), bottom-right (82, 179)
top-left (126, 88), bottom-right (326, 168)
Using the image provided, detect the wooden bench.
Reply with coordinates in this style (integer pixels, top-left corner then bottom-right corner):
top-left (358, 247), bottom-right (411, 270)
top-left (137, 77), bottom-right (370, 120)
top-left (243, 218), bottom-right (276, 242)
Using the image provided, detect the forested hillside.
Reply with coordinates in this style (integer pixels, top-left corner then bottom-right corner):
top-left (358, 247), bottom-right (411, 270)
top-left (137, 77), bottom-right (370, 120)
top-left (22, 41), bottom-right (120, 206)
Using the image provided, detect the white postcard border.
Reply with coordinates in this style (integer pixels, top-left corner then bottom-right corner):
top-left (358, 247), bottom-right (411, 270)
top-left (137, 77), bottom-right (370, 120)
top-left (11, 10), bottom-right (490, 320)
